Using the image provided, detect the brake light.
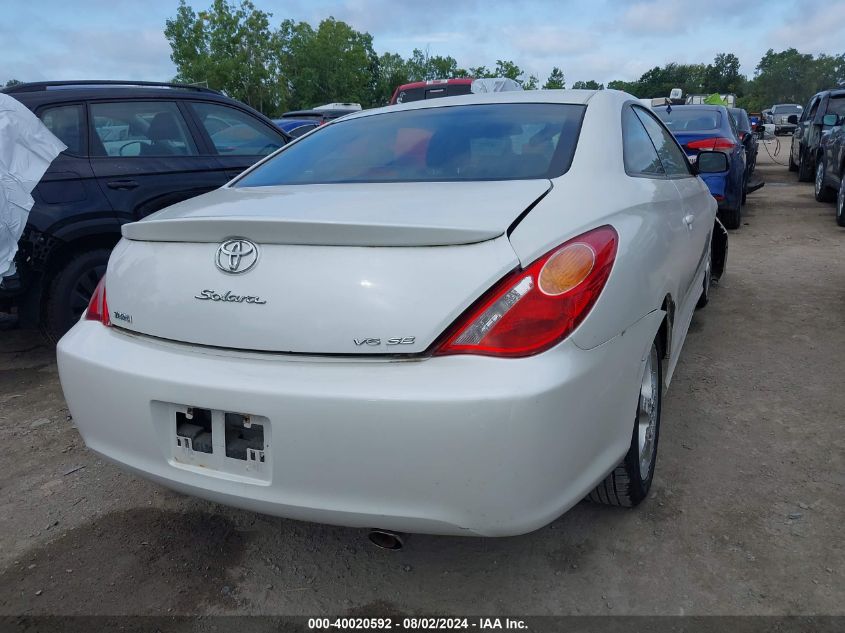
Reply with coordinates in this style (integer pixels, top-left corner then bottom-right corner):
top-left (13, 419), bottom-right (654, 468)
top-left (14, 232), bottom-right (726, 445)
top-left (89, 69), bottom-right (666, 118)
top-left (686, 137), bottom-right (736, 150)
top-left (434, 226), bottom-right (617, 358)
top-left (85, 276), bottom-right (111, 326)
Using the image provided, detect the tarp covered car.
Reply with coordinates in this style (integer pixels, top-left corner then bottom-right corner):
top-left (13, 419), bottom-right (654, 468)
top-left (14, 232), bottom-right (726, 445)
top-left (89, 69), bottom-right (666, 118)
top-left (0, 93), bottom-right (65, 279)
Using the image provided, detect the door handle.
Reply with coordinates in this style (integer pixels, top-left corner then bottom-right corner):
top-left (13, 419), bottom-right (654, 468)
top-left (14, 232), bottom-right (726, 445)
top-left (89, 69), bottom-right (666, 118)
top-left (106, 179), bottom-right (139, 190)
top-left (683, 214), bottom-right (695, 228)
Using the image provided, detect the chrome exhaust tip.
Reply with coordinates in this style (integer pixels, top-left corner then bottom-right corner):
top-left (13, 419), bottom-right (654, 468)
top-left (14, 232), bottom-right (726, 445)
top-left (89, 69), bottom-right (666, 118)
top-left (367, 529), bottom-right (405, 550)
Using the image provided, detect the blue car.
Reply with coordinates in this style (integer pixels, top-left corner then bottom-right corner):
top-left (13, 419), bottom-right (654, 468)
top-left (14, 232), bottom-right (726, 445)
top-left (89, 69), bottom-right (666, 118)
top-left (272, 117), bottom-right (320, 138)
top-left (655, 105), bottom-right (746, 229)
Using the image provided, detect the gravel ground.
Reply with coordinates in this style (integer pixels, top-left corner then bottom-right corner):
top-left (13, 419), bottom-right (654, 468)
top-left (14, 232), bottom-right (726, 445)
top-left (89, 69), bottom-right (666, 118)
top-left (0, 141), bottom-right (842, 616)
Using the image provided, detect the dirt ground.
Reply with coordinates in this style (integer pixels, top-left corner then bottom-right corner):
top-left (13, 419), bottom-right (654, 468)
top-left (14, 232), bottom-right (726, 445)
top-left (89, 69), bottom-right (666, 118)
top-left (0, 140), bottom-right (842, 617)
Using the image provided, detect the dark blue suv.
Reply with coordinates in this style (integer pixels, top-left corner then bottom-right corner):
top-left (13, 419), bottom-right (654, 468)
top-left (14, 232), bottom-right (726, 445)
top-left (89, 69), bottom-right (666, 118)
top-left (0, 81), bottom-right (289, 340)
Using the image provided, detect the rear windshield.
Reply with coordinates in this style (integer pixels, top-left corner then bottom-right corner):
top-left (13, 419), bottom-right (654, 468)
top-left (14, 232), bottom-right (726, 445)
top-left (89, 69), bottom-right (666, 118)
top-left (655, 107), bottom-right (721, 131)
top-left (235, 103), bottom-right (585, 186)
top-left (772, 105), bottom-right (801, 114)
top-left (729, 109), bottom-right (751, 132)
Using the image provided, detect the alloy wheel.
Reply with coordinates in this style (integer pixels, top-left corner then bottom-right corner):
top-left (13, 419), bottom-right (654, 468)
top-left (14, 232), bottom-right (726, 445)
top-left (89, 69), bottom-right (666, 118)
top-left (838, 178), bottom-right (845, 224)
top-left (70, 264), bottom-right (107, 321)
top-left (637, 344), bottom-right (660, 480)
top-left (816, 162), bottom-right (824, 198)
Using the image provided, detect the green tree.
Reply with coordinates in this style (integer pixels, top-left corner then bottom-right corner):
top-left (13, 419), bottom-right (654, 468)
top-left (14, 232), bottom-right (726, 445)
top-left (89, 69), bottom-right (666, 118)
top-left (572, 80), bottom-right (604, 90)
top-left (523, 75), bottom-right (539, 90)
top-left (281, 17), bottom-right (379, 109)
top-left (165, 0), bottom-right (285, 114)
top-left (405, 48), bottom-right (467, 81)
top-left (704, 53), bottom-right (744, 94)
top-left (372, 52), bottom-right (410, 105)
top-left (4, 79), bottom-right (23, 88)
top-left (494, 59), bottom-right (523, 81)
top-left (468, 65), bottom-right (492, 78)
top-left (543, 67), bottom-right (565, 89)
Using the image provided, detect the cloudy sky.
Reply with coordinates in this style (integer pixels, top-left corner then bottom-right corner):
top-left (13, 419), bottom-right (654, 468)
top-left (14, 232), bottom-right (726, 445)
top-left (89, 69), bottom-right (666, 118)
top-left (1, 0), bottom-right (843, 87)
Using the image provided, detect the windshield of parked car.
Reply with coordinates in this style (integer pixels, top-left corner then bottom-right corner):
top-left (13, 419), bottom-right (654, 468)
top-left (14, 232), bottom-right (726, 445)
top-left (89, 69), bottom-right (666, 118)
top-left (655, 107), bottom-right (721, 131)
top-left (235, 103), bottom-right (585, 186)
top-left (772, 105), bottom-right (802, 114)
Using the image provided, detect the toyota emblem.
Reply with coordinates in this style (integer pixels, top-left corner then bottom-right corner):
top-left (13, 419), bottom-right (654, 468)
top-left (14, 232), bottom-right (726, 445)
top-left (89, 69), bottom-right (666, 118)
top-left (215, 238), bottom-right (259, 274)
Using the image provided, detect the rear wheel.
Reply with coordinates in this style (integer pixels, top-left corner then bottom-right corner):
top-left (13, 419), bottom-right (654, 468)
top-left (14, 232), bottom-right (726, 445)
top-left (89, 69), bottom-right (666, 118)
top-left (588, 339), bottom-right (662, 507)
top-left (837, 176), bottom-right (845, 227)
top-left (815, 157), bottom-right (835, 202)
top-left (695, 252), bottom-right (712, 309)
top-left (788, 148), bottom-right (798, 172)
top-left (798, 149), bottom-right (813, 182)
top-left (42, 249), bottom-right (110, 343)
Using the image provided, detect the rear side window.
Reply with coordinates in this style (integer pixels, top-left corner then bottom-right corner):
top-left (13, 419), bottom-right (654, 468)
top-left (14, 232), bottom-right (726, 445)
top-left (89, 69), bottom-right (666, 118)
top-left (89, 101), bottom-right (197, 157)
top-left (191, 102), bottom-right (284, 156)
top-left (622, 107), bottom-right (664, 177)
top-left (236, 103), bottom-right (585, 186)
top-left (39, 104), bottom-right (85, 155)
top-left (634, 107), bottom-right (691, 177)
top-left (827, 96), bottom-right (845, 118)
top-left (655, 107), bottom-right (721, 131)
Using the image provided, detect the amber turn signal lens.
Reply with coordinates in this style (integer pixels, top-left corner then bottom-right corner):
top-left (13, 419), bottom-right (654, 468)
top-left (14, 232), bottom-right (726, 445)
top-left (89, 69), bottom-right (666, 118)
top-left (538, 243), bottom-right (595, 296)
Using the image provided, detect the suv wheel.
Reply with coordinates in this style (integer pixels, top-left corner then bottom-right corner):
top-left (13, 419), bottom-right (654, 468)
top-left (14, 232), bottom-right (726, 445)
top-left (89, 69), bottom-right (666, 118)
top-left (43, 249), bottom-right (110, 343)
top-left (798, 150), bottom-right (813, 182)
top-left (788, 148), bottom-right (799, 172)
top-left (815, 157), bottom-right (835, 202)
top-left (837, 176), bottom-right (845, 227)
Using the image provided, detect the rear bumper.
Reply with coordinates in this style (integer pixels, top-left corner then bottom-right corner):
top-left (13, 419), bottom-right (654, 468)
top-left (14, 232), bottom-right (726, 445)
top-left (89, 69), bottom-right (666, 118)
top-left (57, 315), bottom-right (659, 536)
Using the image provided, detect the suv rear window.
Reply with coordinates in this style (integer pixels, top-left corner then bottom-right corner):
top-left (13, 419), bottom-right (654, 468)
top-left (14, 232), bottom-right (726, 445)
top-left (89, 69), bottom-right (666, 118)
top-left (235, 103), bottom-right (585, 187)
top-left (655, 107), bottom-right (721, 131)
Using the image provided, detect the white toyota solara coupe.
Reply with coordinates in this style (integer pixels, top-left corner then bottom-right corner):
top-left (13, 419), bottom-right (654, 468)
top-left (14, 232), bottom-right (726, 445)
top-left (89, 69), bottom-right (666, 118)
top-left (57, 89), bottom-right (724, 538)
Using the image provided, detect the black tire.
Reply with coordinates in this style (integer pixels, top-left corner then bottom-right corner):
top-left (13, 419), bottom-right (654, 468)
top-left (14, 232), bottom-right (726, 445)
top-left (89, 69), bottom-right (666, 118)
top-left (588, 338), bottom-right (662, 508)
top-left (695, 252), bottom-right (712, 310)
top-left (788, 148), bottom-right (798, 172)
top-left (719, 204), bottom-right (742, 230)
top-left (798, 149), bottom-right (813, 182)
top-left (814, 157), bottom-right (835, 202)
top-left (42, 249), bottom-right (110, 343)
top-left (837, 176), bottom-right (845, 227)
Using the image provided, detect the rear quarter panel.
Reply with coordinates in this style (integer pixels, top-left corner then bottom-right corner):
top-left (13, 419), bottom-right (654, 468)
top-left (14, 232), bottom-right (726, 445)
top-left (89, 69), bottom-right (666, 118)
top-left (508, 92), bottom-right (690, 352)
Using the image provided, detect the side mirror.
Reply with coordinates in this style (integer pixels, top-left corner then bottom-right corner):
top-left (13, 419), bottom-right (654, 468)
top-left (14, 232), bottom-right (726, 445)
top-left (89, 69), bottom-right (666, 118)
top-left (787, 114), bottom-right (799, 125)
top-left (697, 151), bottom-right (728, 174)
top-left (822, 113), bottom-right (839, 126)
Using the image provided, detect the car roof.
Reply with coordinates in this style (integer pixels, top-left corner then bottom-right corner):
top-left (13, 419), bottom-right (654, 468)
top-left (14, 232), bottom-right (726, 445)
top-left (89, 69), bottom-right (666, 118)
top-left (1, 80), bottom-right (235, 107)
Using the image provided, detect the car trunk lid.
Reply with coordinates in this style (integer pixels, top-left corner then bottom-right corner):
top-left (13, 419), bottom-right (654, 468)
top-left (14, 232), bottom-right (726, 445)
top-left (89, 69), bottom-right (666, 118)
top-left (107, 180), bottom-right (550, 354)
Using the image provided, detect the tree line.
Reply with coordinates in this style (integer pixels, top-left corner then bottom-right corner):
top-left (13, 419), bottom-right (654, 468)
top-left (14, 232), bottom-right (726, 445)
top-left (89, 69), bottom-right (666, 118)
top-left (162, 0), bottom-right (598, 114)
top-left (5, 0), bottom-right (844, 117)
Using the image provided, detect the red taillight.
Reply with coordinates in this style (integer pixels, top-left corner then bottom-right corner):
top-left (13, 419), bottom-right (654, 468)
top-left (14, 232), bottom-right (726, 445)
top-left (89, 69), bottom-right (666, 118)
top-left (434, 226), bottom-right (618, 358)
top-left (84, 276), bottom-right (111, 326)
top-left (686, 137), bottom-right (736, 150)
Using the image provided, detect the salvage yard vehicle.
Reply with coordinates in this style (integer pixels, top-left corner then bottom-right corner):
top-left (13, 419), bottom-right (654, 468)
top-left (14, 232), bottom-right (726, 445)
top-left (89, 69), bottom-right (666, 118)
top-left (814, 113), bottom-right (845, 225)
top-left (789, 88), bottom-right (845, 183)
top-left (0, 80), bottom-right (290, 341)
top-left (389, 78), bottom-right (474, 104)
top-left (768, 103), bottom-right (802, 135)
top-left (729, 107), bottom-right (758, 179)
top-left (57, 89), bottom-right (723, 538)
top-left (654, 104), bottom-right (746, 229)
